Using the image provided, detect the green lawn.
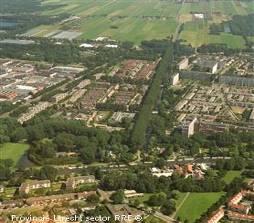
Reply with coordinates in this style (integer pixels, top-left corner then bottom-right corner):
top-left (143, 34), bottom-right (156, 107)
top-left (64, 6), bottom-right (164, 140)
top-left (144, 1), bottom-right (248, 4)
top-left (129, 193), bottom-right (155, 204)
top-left (144, 216), bottom-right (165, 223)
top-left (223, 171), bottom-right (242, 184)
top-left (176, 192), bottom-right (224, 223)
top-left (175, 192), bottom-right (188, 207)
top-left (0, 143), bottom-right (29, 167)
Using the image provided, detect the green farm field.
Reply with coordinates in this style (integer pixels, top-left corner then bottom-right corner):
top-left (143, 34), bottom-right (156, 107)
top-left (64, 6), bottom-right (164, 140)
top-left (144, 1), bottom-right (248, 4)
top-left (175, 192), bottom-right (225, 223)
top-left (0, 143), bottom-right (29, 167)
top-left (27, 0), bottom-right (254, 47)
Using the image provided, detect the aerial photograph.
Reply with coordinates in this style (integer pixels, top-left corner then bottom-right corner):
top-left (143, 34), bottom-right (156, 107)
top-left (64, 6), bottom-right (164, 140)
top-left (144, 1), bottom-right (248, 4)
top-left (0, 0), bottom-right (254, 222)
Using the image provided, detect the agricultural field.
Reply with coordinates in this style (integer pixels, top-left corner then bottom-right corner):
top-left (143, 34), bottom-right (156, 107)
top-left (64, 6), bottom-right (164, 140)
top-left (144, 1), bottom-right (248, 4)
top-left (23, 0), bottom-right (254, 47)
top-left (175, 192), bottom-right (225, 223)
top-left (180, 22), bottom-right (246, 48)
top-left (0, 143), bottom-right (29, 167)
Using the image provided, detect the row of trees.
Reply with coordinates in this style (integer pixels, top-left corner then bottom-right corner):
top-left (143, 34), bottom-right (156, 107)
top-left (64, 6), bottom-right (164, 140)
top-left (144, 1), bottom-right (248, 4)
top-left (215, 157), bottom-right (254, 171)
top-left (0, 102), bottom-right (16, 115)
top-left (130, 43), bottom-right (173, 149)
top-left (197, 42), bottom-right (253, 55)
top-left (0, 40), bottom-right (82, 65)
top-left (99, 168), bottom-right (225, 194)
top-left (0, 38), bottom-right (159, 69)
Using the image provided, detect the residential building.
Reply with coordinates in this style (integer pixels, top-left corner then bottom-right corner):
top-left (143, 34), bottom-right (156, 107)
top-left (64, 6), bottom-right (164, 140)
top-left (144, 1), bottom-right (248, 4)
top-left (0, 90), bottom-right (17, 100)
top-left (228, 211), bottom-right (254, 222)
top-left (19, 180), bottom-right (51, 194)
top-left (249, 109), bottom-right (254, 121)
top-left (106, 204), bottom-right (143, 223)
top-left (182, 117), bottom-right (198, 137)
top-left (0, 185), bottom-right (4, 193)
top-left (207, 208), bottom-right (225, 223)
top-left (66, 175), bottom-right (96, 190)
top-left (229, 203), bottom-right (251, 214)
top-left (18, 102), bottom-right (52, 124)
top-left (247, 180), bottom-right (254, 191)
top-left (178, 58), bottom-right (189, 70)
top-left (171, 73), bottom-right (180, 86)
top-left (124, 190), bottom-right (144, 198)
top-left (51, 92), bottom-right (68, 103)
top-left (25, 191), bottom-right (96, 206)
top-left (196, 59), bottom-right (218, 74)
top-left (228, 191), bottom-right (252, 215)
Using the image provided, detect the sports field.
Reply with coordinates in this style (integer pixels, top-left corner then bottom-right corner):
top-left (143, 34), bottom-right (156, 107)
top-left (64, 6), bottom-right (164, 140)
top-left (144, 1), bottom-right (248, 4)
top-left (175, 192), bottom-right (225, 223)
top-left (0, 143), bottom-right (29, 167)
top-left (26, 0), bottom-right (254, 47)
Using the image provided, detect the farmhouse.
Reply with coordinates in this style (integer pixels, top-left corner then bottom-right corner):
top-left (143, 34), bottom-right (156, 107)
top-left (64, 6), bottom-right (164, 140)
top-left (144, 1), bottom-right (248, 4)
top-left (193, 13), bottom-right (205, 20)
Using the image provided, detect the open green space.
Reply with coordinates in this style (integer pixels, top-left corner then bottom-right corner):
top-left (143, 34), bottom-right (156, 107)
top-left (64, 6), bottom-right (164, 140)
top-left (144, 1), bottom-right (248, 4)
top-left (144, 216), bottom-right (165, 223)
top-left (0, 143), bottom-right (29, 167)
top-left (223, 171), bottom-right (242, 184)
top-left (175, 192), bottom-right (225, 223)
top-left (175, 192), bottom-right (188, 207)
top-left (22, 0), bottom-right (254, 47)
top-left (129, 193), bottom-right (157, 205)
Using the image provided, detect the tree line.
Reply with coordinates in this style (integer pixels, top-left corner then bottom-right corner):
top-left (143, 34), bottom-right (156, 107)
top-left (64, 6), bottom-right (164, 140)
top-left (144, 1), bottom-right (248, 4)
top-left (130, 42), bottom-right (173, 149)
